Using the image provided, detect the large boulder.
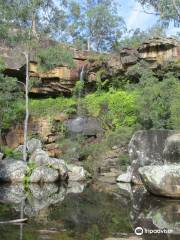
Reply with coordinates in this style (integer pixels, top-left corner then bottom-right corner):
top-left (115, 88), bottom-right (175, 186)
top-left (29, 166), bottom-right (59, 183)
top-left (139, 164), bottom-right (180, 198)
top-left (65, 116), bottom-right (103, 137)
top-left (48, 158), bottom-right (68, 180)
top-left (163, 133), bottom-right (180, 162)
top-left (16, 138), bottom-right (42, 154)
top-left (0, 159), bottom-right (27, 182)
top-left (128, 130), bottom-right (174, 184)
top-left (116, 166), bottom-right (132, 183)
top-left (27, 138), bottom-right (42, 154)
top-left (29, 149), bottom-right (49, 166)
top-left (67, 164), bottom-right (91, 181)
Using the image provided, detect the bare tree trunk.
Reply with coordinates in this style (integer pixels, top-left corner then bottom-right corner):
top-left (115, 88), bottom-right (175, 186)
top-left (32, 12), bottom-right (37, 37)
top-left (23, 52), bottom-right (29, 162)
top-left (87, 37), bottom-right (91, 51)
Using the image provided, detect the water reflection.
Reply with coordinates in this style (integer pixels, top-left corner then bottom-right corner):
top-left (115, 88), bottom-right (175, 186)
top-left (0, 182), bottom-right (179, 240)
top-left (117, 183), bottom-right (180, 240)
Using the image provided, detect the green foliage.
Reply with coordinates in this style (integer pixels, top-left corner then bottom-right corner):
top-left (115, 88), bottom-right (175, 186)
top-left (29, 97), bottom-right (77, 117)
top-left (118, 153), bottom-right (130, 171)
top-left (114, 25), bottom-right (166, 50)
top-left (105, 127), bottom-right (134, 148)
top-left (137, 0), bottom-right (180, 24)
top-left (37, 45), bottom-right (75, 72)
top-left (136, 71), bottom-right (180, 129)
top-left (72, 80), bottom-right (85, 98)
top-left (0, 72), bottom-right (24, 131)
top-left (0, 146), bottom-right (22, 159)
top-left (23, 161), bottom-right (37, 189)
top-left (96, 70), bottom-right (109, 93)
top-left (87, 53), bottom-right (110, 63)
top-left (83, 90), bottom-right (138, 130)
top-left (170, 82), bottom-right (180, 129)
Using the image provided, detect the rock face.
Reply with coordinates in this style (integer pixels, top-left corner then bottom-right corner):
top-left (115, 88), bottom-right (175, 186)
top-left (127, 130), bottom-right (174, 184)
top-left (163, 133), bottom-right (180, 162)
top-left (0, 159), bottom-right (27, 182)
top-left (138, 37), bottom-right (180, 63)
top-left (139, 164), bottom-right (180, 198)
top-left (1, 37), bottom-right (179, 96)
top-left (3, 115), bottom-right (66, 157)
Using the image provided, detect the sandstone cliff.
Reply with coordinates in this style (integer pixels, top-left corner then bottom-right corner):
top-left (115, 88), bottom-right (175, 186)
top-left (0, 37), bottom-right (179, 96)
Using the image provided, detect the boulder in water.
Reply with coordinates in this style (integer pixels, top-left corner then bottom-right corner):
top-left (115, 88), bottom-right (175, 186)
top-left (29, 166), bottom-right (59, 183)
top-left (67, 164), bottom-right (91, 181)
top-left (139, 164), bottom-right (180, 198)
top-left (0, 159), bottom-right (27, 182)
top-left (48, 158), bottom-right (68, 180)
top-left (116, 166), bottom-right (132, 183)
top-left (128, 130), bottom-right (174, 184)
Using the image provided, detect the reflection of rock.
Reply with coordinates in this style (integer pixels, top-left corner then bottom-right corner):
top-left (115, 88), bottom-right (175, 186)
top-left (0, 184), bottom-right (25, 204)
top-left (67, 181), bottom-right (86, 194)
top-left (24, 184), bottom-right (67, 216)
top-left (29, 166), bottom-right (59, 183)
top-left (139, 164), bottom-right (180, 198)
top-left (130, 185), bottom-right (180, 237)
top-left (67, 164), bottom-right (91, 181)
top-left (144, 201), bottom-right (180, 234)
top-left (0, 159), bottom-right (27, 182)
top-left (128, 130), bottom-right (174, 184)
top-left (163, 133), bottom-right (180, 163)
top-left (117, 183), bottom-right (132, 197)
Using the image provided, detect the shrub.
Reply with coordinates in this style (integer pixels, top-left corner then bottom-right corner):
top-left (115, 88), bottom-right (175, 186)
top-left (29, 97), bottom-right (77, 117)
top-left (1, 146), bottom-right (22, 159)
top-left (83, 89), bottom-right (138, 130)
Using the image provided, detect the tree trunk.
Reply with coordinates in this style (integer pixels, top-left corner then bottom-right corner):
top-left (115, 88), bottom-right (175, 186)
top-left (23, 52), bottom-right (29, 162)
top-left (32, 12), bottom-right (37, 37)
top-left (87, 37), bottom-right (91, 51)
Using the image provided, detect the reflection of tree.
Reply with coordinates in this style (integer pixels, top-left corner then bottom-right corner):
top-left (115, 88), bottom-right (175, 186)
top-left (19, 200), bottom-right (24, 240)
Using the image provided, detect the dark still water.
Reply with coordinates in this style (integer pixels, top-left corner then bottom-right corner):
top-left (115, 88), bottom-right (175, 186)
top-left (0, 182), bottom-right (179, 240)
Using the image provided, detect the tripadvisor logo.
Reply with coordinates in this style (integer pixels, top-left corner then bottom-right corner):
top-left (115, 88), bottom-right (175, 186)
top-left (135, 227), bottom-right (144, 236)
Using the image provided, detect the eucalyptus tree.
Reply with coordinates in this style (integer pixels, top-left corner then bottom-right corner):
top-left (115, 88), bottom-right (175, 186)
top-left (137, 0), bottom-right (180, 26)
top-left (67, 0), bottom-right (126, 51)
top-left (0, 0), bottom-right (74, 161)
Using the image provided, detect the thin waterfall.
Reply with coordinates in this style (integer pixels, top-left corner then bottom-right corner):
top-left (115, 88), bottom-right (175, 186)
top-left (77, 65), bottom-right (85, 116)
